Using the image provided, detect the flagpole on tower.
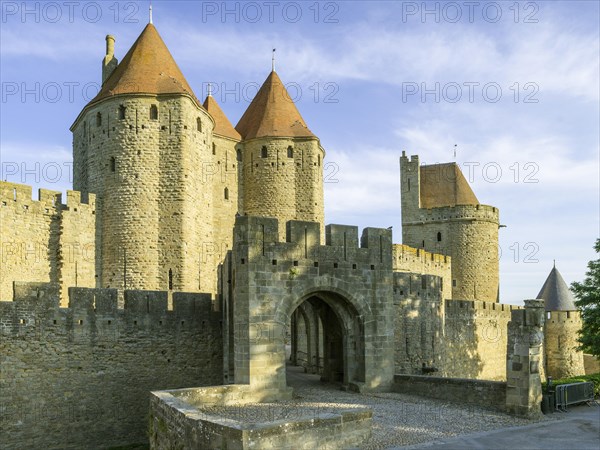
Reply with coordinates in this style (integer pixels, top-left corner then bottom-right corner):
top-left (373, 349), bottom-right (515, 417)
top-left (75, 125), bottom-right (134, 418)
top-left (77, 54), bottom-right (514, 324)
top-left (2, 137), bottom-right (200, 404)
top-left (272, 48), bottom-right (276, 71)
top-left (149, 1), bottom-right (153, 24)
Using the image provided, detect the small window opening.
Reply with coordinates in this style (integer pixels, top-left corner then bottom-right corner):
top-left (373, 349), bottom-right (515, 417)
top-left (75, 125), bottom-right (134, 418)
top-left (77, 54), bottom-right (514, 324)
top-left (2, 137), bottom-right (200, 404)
top-left (110, 157), bottom-right (116, 172)
top-left (452, 279), bottom-right (457, 287)
top-left (118, 105), bottom-right (126, 120)
top-left (96, 112), bottom-right (102, 127)
top-left (287, 146), bottom-right (294, 158)
top-left (197, 117), bottom-right (202, 131)
top-left (168, 269), bottom-right (173, 290)
top-left (212, 143), bottom-right (216, 155)
top-left (150, 104), bottom-right (158, 120)
top-left (437, 232), bottom-right (442, 242)
top-left (224, 187), bottom-right (229, 200)
top-left (261, 146), bottom-right (268, 158)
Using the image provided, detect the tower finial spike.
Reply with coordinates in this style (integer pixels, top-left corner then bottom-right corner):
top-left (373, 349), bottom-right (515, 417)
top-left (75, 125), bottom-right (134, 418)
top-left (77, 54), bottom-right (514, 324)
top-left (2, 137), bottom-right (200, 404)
top-left (272, 48), bottom-right (276, 72)
top-left (208, 82), bottom-right (212, 97)
top-left (149, 1), bottom-right (153, 24)
top-left (553, 259), bottom-right (556, 268)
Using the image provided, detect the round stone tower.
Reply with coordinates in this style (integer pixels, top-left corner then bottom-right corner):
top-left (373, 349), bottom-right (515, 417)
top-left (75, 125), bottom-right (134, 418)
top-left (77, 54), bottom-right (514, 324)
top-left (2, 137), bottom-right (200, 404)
top-left (235, 71), bottom-right (325, 240)
top-left (71, 24), bottom-right (214, 292)
top-left (400, 153), bottom-right (500, 302)
top-left (537, 265), bottom-right (585, 378)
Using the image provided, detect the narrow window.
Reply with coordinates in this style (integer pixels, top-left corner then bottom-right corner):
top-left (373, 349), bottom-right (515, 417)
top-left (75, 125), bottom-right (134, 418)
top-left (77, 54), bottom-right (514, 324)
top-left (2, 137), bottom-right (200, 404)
top-left (421, 276), bottom-right (426, 289)
top-left (168, 269), bottom-right (173, 290)
top-left (118, 105), bottom-right (126, 120)
top-left (197, 117), bottom-right (202, 132)
top-left (422, 240), bottom-right (425, 248)
top-left (212, 143), bottom-right (216, 155)
top-left (437, 232), bottom-right (442, 242)
top-left (110, 157), bottom-right (116, 172)
top-left (318, 154), bottom-right (321, 166)
top-left (261, 146), bottom-right (268, 158)
top-left (96, 112), bottom-right (102, 127)
top-left (224, 187), bottom-right (229, 200)
top-left (150, 105), bottom-right (158, 120)
top-left (452, 279), bottom-right (457, 287)
top-left (566, 311), bottom-right (571, 319)
top-left (407, 178), bottom-right (411, 191)
top-left (287, 146), bottom-right (294, 158)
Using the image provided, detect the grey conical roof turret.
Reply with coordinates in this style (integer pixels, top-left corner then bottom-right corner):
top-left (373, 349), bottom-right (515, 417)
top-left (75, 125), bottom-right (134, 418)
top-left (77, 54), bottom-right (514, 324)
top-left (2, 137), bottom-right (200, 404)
top-left (536, 265), bottom-right (577, 311)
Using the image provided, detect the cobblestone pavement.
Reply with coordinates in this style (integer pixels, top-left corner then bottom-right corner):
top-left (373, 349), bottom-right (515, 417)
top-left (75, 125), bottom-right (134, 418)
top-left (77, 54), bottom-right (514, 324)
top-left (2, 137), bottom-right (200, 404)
top-left (285, 365), bottom-right (555, 449)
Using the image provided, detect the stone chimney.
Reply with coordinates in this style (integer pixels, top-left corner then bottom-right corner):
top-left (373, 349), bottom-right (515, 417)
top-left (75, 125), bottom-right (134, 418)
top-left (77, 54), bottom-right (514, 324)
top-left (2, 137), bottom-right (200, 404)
top-left (102, 35), bottom-right (118, 84)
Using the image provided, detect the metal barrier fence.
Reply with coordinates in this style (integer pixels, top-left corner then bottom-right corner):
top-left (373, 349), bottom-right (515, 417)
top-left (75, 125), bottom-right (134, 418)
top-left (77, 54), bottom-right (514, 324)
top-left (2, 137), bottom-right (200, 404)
top-left (555, 382), bottom-right (595, 411)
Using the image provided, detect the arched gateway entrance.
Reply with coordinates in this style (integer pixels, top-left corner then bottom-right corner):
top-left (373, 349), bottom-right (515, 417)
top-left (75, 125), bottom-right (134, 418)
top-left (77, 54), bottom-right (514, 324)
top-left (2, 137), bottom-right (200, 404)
top-left (288, 292), bottom-right (365, 387)
top-left (228, 216), bottom-right (394, 399)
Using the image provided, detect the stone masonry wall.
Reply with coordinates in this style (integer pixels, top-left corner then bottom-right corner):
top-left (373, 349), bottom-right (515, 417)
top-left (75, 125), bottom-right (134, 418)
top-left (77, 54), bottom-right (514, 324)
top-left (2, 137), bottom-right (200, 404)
top-left (393, 269), bottom-right (518, 381)
top-left (392, 375), bottom-right (507, 412)
top-left (393, 272), bottom-right (444, 375)
top-left (0, 182), bottom-right (96, 306)
top-left (72, 94), bottom-right (216, 294)
top-left (400, 153), bottom-right (500, 302)
top-left (393, 244), bottom-right (452, 301)
top-left (505, 300), bottom-right (544, 417)
top-left (545, 310), bottom-right (585, 378)
top-left (240, 137), bottom-right (325, 241)
top-left (207, 134), bottom-right (240, 297)
top-left (0, 282), bottom-right (223, 450)
top-left (444, 299), bottom-right (517, 381)
top-left (230, 217), bottom-right (394, 395)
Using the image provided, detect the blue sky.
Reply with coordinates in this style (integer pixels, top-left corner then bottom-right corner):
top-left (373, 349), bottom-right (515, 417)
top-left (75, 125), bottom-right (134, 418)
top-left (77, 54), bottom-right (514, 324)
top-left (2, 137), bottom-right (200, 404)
top-left (1, 1), bottom-right (598, 304)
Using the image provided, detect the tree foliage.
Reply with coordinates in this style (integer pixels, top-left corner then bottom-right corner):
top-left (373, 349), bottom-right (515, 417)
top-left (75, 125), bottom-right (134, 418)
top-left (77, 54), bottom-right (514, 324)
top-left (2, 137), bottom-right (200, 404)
top-left (571, 239), bottom-right (600, 357)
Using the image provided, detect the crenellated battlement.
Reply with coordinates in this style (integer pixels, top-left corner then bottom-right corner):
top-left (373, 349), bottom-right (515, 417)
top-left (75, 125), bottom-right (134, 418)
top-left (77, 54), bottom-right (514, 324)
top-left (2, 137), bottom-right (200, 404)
top-left (445, 298), bottom-right (519, 318)
top-left (546, 309), bottom-right (582, 324)
top-left (0, 181), bottom-right (96, 212)
top-left (0, 282), bottom-right (219, 339)
top-left (404, 203), bottom-right (499, 224)
top-left (393, 272), bottom-right (443, 300)
top-left (233, 216), bottom-right (392, 270)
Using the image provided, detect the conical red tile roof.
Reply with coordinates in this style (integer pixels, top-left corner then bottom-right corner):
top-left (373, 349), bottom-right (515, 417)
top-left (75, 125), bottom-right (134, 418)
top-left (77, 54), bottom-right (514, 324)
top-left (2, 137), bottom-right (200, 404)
top-left (203, 95), bottom-right (241, 140)
top-left (236, 71), bottom-right (315, 140)
top-left (89, 23), bottom-right (199, 106)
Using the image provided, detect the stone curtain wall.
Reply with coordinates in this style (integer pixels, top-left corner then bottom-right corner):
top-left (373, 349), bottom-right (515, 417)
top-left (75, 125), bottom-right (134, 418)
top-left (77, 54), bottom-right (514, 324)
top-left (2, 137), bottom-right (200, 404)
top-left (392, 375), bottom-right (507, 412)
top-left (444, 299), bottom-right (517, 381)
top-left (393, 244), bottom-right (452, 302)
top-left (393, 272), bottom-right (444, 375)
top-left (393, 273), bottom-right (521, 381)
top-left (0, 182), bottom-right (96, 306)
top-left (0, 282), bottom-right (223, 449)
